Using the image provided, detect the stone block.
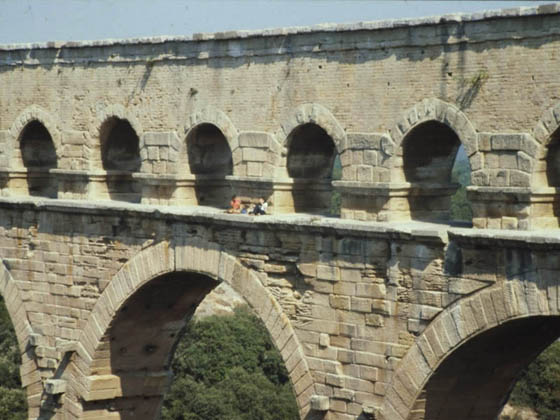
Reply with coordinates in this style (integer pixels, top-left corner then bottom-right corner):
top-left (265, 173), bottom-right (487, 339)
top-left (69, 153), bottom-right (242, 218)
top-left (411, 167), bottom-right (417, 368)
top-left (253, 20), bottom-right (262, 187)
top-left (62, 130), bottom-right (86, 145)
top-left (238, 131), bottom-right (270, 148)
top-left (310, 395), bottom-right (330, 411)
top-left (347, 133), bottom-right (382, 150)
top-left (45, 379), bottom-right (67, 395)
top-left (491, 134), bottom-right (523, 150)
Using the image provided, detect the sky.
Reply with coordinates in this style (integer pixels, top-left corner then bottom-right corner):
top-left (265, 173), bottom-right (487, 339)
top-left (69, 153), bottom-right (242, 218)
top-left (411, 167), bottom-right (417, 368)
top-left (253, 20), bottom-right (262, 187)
top-left (0, 0), bottom-right (556, 44)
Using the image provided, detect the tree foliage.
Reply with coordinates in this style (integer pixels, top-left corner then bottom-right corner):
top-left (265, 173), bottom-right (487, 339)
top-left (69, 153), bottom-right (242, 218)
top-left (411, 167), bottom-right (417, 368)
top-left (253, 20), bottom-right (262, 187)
top-left (509, 340), bottom-right (560, 419)
top-left (161, 306), bottom-right (299, 420)
top-left (0, 296), bottom-right (27, 420)
top-left (450, 154), bottom-right (473, 222)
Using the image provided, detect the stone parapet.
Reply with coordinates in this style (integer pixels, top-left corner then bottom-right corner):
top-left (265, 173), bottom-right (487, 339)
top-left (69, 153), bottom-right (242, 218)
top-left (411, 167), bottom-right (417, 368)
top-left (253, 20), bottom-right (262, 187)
top-left (336, 181), bottom-right (459, 223)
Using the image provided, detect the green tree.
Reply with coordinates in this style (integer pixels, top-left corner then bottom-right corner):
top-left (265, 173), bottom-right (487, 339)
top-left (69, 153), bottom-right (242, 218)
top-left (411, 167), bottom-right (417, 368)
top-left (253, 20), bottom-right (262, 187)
top-left (0, 296), bottom-right (27, 420)
top-left (509, 341), bottom-right (560, 419)
top-left (450, 153), bottom-right (473, 222)
top-left (161, 306), bottom-right (299, 420)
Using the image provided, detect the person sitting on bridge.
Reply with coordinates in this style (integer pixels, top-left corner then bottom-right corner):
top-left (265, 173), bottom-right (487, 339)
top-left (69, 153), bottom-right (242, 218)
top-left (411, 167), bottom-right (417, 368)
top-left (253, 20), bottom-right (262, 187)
top-left (252, 197), bottom-right (268, 215)
top-left (227, 195), bottom-right (241, 213)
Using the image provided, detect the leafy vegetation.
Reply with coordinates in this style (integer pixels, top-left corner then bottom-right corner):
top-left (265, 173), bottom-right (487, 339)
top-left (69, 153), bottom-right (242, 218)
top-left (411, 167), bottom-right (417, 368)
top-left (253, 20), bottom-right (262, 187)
top-left (0, 296), bottom-right (27, 420)
top-left (508, 340), bottom-right (560, 419)
top-left (450, 147), bottom-right (473, 222)
top-left (161, 306), bottom-right (299, 420)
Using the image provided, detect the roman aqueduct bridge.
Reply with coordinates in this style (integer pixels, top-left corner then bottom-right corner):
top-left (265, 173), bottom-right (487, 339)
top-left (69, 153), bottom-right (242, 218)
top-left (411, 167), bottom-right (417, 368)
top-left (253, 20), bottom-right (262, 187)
top-left (0, 4), bottom-right (560, 419)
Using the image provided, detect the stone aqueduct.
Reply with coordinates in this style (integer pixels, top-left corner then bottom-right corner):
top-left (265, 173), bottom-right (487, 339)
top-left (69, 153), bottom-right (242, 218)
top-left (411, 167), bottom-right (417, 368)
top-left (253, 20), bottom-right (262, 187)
top-left (1, 4), bottom-right (560, 420)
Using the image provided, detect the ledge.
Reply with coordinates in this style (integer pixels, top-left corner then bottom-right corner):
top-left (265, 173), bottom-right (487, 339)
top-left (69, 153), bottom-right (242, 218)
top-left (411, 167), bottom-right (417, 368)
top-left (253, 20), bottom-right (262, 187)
top-left (0, 4), bottom-right (558, 51)
top-left (0, 196), bottom-right (558, 247)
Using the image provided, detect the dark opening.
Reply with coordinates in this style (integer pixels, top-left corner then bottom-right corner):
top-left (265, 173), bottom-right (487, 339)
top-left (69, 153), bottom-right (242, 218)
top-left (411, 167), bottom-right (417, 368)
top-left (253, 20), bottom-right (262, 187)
top-left (546, 129), bottom-right (560, 187)
top-left (286, 123), bottom-right (338, 214)
top-left (402, 121), bottom-right (471, 222)
top-left (415, 316), bottom-right (560, 420)
top-left (19, 121), bottom-right (57, 198)
top-left (403, 121), bottom-right (460, 183)
top-left (186, 124), bottom-right (233, 207)
top-left (101, 118), bottom-right (141, 171)
top-left (83, 272), bottom-right (298, 420)
top-left (100, 118), bottom-right (141, 203)
top-left (187, 124), bottom-right (233, 176)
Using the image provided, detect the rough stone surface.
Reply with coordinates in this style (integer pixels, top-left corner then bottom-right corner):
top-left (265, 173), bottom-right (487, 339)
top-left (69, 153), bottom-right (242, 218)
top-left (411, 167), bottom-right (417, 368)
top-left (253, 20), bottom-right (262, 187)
top-left (1, 5), bottom-right (560, 420)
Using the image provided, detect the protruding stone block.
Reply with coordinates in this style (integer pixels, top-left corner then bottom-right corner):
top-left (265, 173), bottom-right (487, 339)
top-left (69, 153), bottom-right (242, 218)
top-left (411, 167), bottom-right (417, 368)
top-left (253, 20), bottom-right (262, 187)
top-left (45, 379), bottom-right (67, 395)
top-left (310, 395), bottom-right (330, 411)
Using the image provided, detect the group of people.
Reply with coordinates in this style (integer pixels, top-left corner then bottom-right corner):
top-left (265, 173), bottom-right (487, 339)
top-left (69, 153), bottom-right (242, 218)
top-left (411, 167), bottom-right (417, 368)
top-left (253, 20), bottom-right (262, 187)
top-left (227, 195), bottom-right (268, 215)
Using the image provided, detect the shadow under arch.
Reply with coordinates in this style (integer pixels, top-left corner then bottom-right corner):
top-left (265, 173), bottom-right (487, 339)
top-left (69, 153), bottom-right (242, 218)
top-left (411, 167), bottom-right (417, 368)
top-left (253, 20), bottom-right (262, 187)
top-left (99, 116), bottom-right (142, 203)
top-left (286, 122), bottom-right (339, 214)
top-left (390, 98), bottom-right (477, 223)
top-left (186, 123), bottom-right (234, 207)
top-left (19, 120), bottom-right (58, 198)
top-left (277, 104), bottom-right (346, 215)
top-left (62, 240), bottom-right (315, 420)
top-left (380, 278), bottom-right (560, 420)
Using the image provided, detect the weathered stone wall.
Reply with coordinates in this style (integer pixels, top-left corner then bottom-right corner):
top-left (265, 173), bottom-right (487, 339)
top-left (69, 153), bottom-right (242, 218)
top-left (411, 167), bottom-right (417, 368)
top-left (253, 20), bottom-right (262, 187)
top-left (0, 4), bottom-right (560, 420)
top-left (0, 197), bottom-right (558, 419)
top-left (0, 5), bottom-right (560, 226)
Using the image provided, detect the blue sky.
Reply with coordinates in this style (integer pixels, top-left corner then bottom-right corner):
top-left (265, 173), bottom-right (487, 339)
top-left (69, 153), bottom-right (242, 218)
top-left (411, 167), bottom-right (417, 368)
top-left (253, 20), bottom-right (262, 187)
top-left (0, 0), bottom-right (555, 44)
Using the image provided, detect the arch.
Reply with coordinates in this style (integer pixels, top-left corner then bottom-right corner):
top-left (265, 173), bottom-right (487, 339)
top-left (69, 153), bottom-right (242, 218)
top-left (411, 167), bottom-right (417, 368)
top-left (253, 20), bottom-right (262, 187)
top-left (388, 99), bottom-right (477, 222)
top-left (380, 278), bottom-right (559, 420)
top-left (277, 103), bottom-right (347, 155)
top-left (389, 98), bottom-right (478, 165)
top-left (0, 259), bottom-right (37, 419)
top-left (19, 120), bottom-right (58, 198)
top-left (99, 117), bottom-right (141, 172)
top-left (63, 240), bottom-right (314, 419)
top-left (93, 107), bottom-right (142, 203)
top-left (8, 105), bottom-right (61, 169)
top-left (181, 106), bottom-right (239, 166)
top-left (90, 104), bottom-right (143, 171)
top-left (186, 123), bottom-right (233, 176)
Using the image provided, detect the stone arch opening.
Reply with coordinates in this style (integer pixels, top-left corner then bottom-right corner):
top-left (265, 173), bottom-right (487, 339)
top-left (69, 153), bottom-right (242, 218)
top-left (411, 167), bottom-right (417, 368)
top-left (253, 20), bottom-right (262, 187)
top-left (19, 120), bottom-right (58, 198)
top-left (100, 117), bottom-right (141, 203)
top-left (82, 271), bottom-right (218, 419)
top-left (409, 316), bottom-right (560, 420)
top-left (402, 121), bottom-right (471, 222)
top-left (286, 123), bottom-right (338, 214)
top-left (186, 123), bottom-right (233, 207)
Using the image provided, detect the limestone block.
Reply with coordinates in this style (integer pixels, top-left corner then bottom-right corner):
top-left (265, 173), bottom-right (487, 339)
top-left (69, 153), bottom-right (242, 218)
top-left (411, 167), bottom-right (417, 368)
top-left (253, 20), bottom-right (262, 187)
top-left (242, 148), bottom-right (267, 162)
top-left (310, 395), bottom-right (330, 411)
top-left (491, 134), bottom-right (523, 150)
top-left (62, 130), bottom-right (87, 145)
top-left (517, 151), bottom-right (532, 172)
top-left (238, 131), bottom-right (270, 148)
top-left (45, 379), bottom-right (67, 395)
top-left (510, 170), bottom-right (530, 186)
top-left (499, 152), bottom-right (518, 169)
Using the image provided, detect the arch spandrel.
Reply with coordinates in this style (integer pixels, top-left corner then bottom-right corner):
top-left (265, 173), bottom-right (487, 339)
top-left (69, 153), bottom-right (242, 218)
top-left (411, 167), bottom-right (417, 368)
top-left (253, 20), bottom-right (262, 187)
top-left (380, 278), bottom-right (560, 420)
top-left (66, 239), bottom-right (314, 419)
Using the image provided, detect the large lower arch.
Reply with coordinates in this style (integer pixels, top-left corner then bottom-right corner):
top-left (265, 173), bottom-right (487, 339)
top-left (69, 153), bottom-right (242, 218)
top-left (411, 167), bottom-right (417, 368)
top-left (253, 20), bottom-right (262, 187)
top-left (0, 259), bottom-right (36, 419)
top-left (380, 278), bottom-right (560, 420)
top-left (62, 240), bottom-right (314, 419)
